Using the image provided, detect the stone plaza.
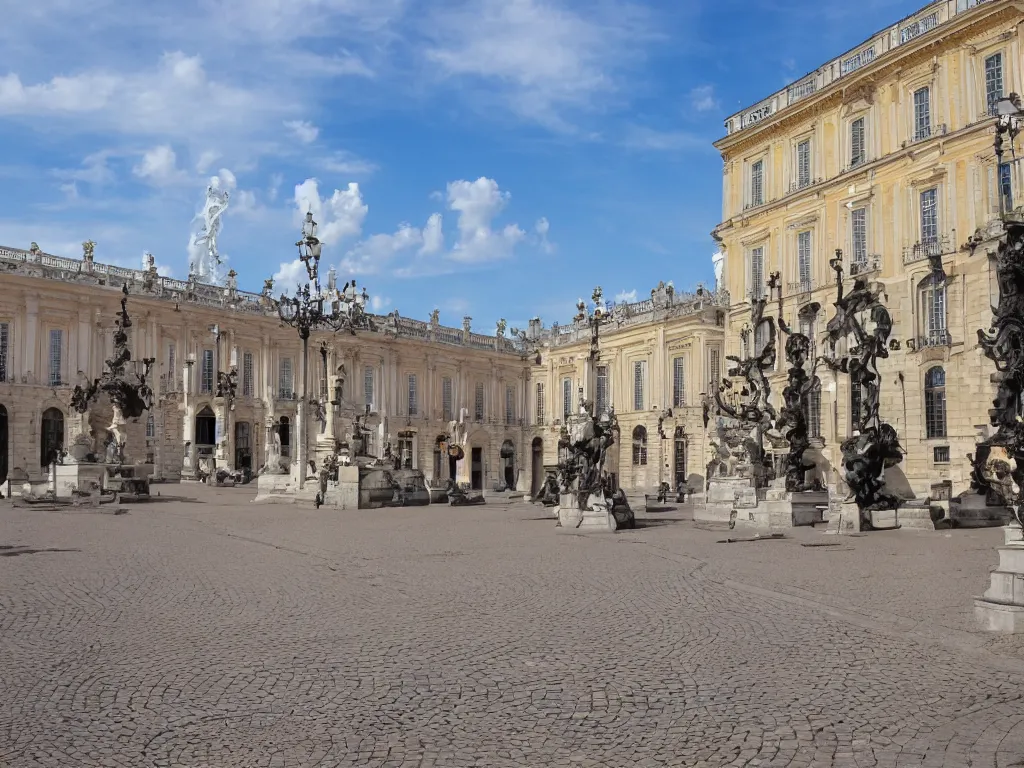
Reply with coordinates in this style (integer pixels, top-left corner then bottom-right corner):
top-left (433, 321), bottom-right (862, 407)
top-left (3, 490), bottom-right (1024, 767)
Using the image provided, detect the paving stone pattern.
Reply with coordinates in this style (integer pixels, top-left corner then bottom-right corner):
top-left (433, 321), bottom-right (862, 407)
top-left (2, 490), bottom-right (1024, 766)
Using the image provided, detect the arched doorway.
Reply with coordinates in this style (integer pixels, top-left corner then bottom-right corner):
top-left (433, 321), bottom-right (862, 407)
top-left (673, 426), bottom-right (687, 491)
top-left (235, 421), bottom-right (252, 470)
top-left (279, 416), bottom-right (291, 457)
top-left (41, 407), bottom-right (64, 467)
top-left (195, 406), bottom-right (216, 449)
top-left (500, 439), bottom-right (516, 490)
top-left (530, 436), bottom-right (543, 497)
top-left (0, 404), bottom-right (8, 484)
top-left (470, 446), bottom-right (483, 490)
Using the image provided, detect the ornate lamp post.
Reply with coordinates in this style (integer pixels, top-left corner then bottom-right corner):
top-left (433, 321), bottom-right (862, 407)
top-left (995, 94), bottom-right (1023, 218)
top-left (273, 211), bottom-right (372, 489)
top-left (572, 287), bottom-right (609, 415)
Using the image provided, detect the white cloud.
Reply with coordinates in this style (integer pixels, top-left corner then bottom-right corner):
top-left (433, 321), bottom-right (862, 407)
top-left (420, 213), bottom-right (443, 255)
top-left (293, 178), bottom-right (368, 245)
top-left (535, 216), bottom-right (554, 254)
top-left (268, 173), bottom-right (283, 202)
top-left (320, 151), bottom-right (377, 176)
top-left (369, 294), bottom-right (392, 312)
top-left (285, 119), bottom-right (319, 143)
top-left (614, 289), bottom-right (637, 304)
top-left (340, 218), bottom-right (434, 275)
top-left (689, 84), bottom-right (719, 113)
top-left (447, 177), bottom-right (525, 263)
top-left (54, 149), bottom-right (118, 186)
top-left (132, 145), bottom-right (187, 185)
top-left (196, 150), bottom-right (220, 174)
top-left (272, 259), bottom-right (306, 294)
top-left (212, 168), bottom-right (237, 192)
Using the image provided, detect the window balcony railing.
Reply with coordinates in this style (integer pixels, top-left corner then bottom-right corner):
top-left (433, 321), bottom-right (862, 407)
top-left (906, 123), bottom-right (948, 148)
top-left (917, 329), bottom-right (952, 349)
top-left (903, 235), bottom-right (952, 265)
top-left (746, 288), bottom-right (767, 302)
top-left (789, 177), bottom-right (822, 194)
top-left (787, 278), bottom-right (817, 297)
top-left (849, 254), bottom-right (882, 277)
top-left (275, 391), bottom-right (297, 401)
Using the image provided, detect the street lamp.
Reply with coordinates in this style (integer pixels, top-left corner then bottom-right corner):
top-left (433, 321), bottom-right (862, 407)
top-left (995, 93), bottom-right (1023, 217)
top-left (272, 211), bottom-right (373, 488)
top-left (573, 287), bottom-right (609, 416)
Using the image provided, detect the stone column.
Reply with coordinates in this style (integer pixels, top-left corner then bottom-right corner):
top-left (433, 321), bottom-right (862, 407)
top-left (24, 295), bottom-right (38, 382)
top-left (182, 362), bottom-right (196, 478)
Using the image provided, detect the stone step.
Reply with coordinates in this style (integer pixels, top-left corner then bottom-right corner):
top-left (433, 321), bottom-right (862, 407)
top-left (898, 506), bottom-right (936, 531)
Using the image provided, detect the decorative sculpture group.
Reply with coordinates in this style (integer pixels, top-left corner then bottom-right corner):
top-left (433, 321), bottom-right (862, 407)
top-left (820, 251), bottom-right (904, 519)
top-left (776, 296), bottom-right (819, 492)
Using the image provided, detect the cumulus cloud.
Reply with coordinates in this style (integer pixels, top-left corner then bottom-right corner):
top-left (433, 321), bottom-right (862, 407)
top-left (340, 218), bottom-right (437, 275)
top-left (614, 289), bottom-right (637, 304)
top-left (689, 84), bottom-right (719, 113)
top-left (132, 145), bottom-right (187, 185)
top-left (320, 151), bottom-right (377, 176)
top-left (421, 213), bottom-right (443, 255)
top-left (195, 150), bottom-right (220, 174)
top-left (294, 178), bottom-right (368, 245)
top-left (369, 294), bottom-right (392, 312)
top-left (285, 119), bottom-right (319, 143)
top-left (272, 259), bottom-right (306, 294)
top-left (447, 177), bottom-right (525, 263)
top-left (535, 216), bottom-right (554, 254)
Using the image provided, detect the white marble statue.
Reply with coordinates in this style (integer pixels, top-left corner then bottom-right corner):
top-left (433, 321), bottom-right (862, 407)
top-left (188, 181), bottom-right (230, 285)
top-left (712, 251), bottom-right (725, 290)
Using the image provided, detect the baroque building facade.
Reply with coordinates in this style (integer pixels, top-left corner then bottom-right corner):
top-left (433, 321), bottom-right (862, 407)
top-left (0, 244), bottom-right (531, 492)
top-left (713, 0), bottom-right (1022, 498)
top-left (526, 282), bottom-right (728, 496)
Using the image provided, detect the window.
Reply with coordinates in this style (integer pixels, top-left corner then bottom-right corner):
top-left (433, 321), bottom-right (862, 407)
top-left (279, 416), bottom-right (291, 457)
top-left (535, 382), bottom-right (545, 424)
top-left (796, 139), bottom-right (811, 188)
top-left (320, 357), bottom-right (329, 399)
top-left (985, 52), bottom-right (1004, 117)
top-left (850, 383), bottom-right (863, 432)
top-left (408, 373), bottom-right (418, 416)
top-left (363, 365), bottom-right (374, 409)
top-left (277, 357), bottom-right (292, 398)
top-left (797, 230), bottom-right (812, 289)
top-left (933, 446), bottom-right (950, 464)
top-left (633, 361), bottom-right (646, 411)
top-left (750, 246), bottom-right (765, 299)
top-left (798, 310), bottom-right (816, 363)
top-left (146, 414), bottom-right (155, 438)
top-left (505, 384), bottom-right (515, 424)
top-left (562, 377), bottom-right (573, 418)
top-left (474, 382), bottom-right (485, 421)
top-left (804, 380), bottom-right (822, 439)
top-left (242, 352), bottom-right (254, 397)
top-left (631, 425), bottom-right (648, 466)
top-left (1000, 162), bottom-right (1013, 212)
top-left (442, 376), bottom-right (453, 422)
top-left (672, 357), bottom-right (686, 407)
top-left (49, 329), bottom-right (63, 386)
top-left (851, 208), bottom-right (868, 272)
top-left (0, 322), bottom-right (8, 382)
top-left (200, 349), bottom-right (214, 394)
top-left (925, 366), bottom-right (947, 438)
top-left (850, 117), bottom-right (866, 167)
top-left (754, 322), bottom-right (770, 356)
top-left (397, 437), bottom-right (413, 470)
top-left (750, 159), bottom-right (764, 207)
top-left (167, 343), bottom-right (176, 391)
top-left (40, 407), bottom-right (64, 467)
top-left (596, 365), bottom-right (609, 414)
top-left (920, 273), bottom-right (947, 346)
top-left (708, 347), bottom-right (721, 392)
top-left (913, 87), bottom-right (931, 141)
top-left (920, 187), bottom-right (939, 248)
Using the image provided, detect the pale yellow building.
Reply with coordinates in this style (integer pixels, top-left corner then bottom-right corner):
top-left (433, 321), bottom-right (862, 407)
top-left (713, 0), bottom-right (1022, 497)
top-left (0, 243), bottom-right (530, 492)
top-left (527, 282), bottom-right (728, 496)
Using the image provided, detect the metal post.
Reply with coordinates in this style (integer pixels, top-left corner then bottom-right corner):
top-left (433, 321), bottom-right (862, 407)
top-left (297, 335), bottom-right (308, 489)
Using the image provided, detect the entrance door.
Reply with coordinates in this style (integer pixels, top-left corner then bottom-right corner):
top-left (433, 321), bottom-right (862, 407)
top-left (41, 408), bottom-right (64, 467)
top-left (279, 416), bottom-right (290, 457)
top-left (0, 404), bottom-right (8, 484)
top-left (530, 437), bottom-right (543, 497)
top-left (195, 406), bottom-right (216, 448)
top-left (500, 439), bottom-right (515, 490)
top-left (235, 421), bottom-right (251, 470)
top-left (471, 447), bottom-right (483, 490)
top-left (674, 428), bottom-right (687, 490)
top-left (449, 455), bottom-right (458, 481)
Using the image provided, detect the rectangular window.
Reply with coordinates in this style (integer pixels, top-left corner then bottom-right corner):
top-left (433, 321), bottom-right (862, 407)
top-left (535, 382), bottom-right (545, 424)
top-left (49, 329), bottom-right (63, 385)
top-left (167, 342), bottom-right (176, 391)
top-left (851, 208), bottom-right (868, 270)
top-left (596, 365), bottom-right (609, 414)
top-left (850, 383), bottom-right (863, 431)
top-left (0, 322), bottom-right (8, 382)
top-left (320, 357), bottom-right (329, 399)
top-left (278, 357), bottom-right (292, 398)
top-left (363, 365), bottom-right (374, 409)
top-left (146, 414), bottom-right (156, 438)
top-left (797, 230), bottom-right (812, 288)
top-left (407, 373), bottom-right (418, 416)
top-left (505, 384), bottom-right (515, 424)
top-left (562, 378), bottom-right (573, 418)
top-left (796, 139), bottom-right (811, 188)
top-left (754, 322), bottom-right (769, 356)
top-left (799, 314), bottom-right (816, 363)
top-left (933, 446), bottom-right (950, 464)
top-left (923, 281), bottom-right (947, 344)
top-left (474, 382), bottom-right (485, 420)
top-left (200, 349), bottom-right (214, 394)
top-left (850, 117), bottom-right (866, 167)
top-left (985, 53), bottom-right (1004, 116)
top-left (1000, 162), bottom-right (1013, 212)
top-left (633, 360), bottom-right (646, 411)
top-left (442, 376), bottom-right (453, 422)
top-left (750, 246), bottom-right (765, 299)
top-left (242, 351), bottom-right (254, 397)
top-left (920, 187), bottom-right (939, 247)
top-left (913, 87), bottom-right (931, 141)
top-left (672, 357), bottom-right (686, 408)
top-left (805, 385), bottom-right (822, 439)
top-left (750, 159), bottom-right (764, 207)
top-left (708, 347), bottom-right (721, 392)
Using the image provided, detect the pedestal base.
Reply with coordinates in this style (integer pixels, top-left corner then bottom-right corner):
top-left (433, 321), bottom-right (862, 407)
top-left (976, 529), bottom-right (1024, 633)
top-left (555, 492), bottom-right (617, 533)
top-left (826, 501), bottom-right (863, 534)
top-left (699, 477), bottom-right (763, 526)
top-left (762, 488), bottom-right (829, 528)
top-left (55, 464), bottom-right (107, 498)
top-left (951, 493), bottom-right (1013, 528)
top-left (253, 466), bottom-right (360, 509)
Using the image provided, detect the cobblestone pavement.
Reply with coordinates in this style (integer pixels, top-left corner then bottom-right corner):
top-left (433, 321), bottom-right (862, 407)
top-left (3, 490), bottom-right (1024, 767)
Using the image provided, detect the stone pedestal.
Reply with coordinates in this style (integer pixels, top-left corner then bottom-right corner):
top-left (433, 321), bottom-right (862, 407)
top-left (699, 477), bottom-right (762, 525)
top-left (556, 492), bottom-right (617, 533)
top-left (827, 500), bottom-right (863, 534)
top-left (951, 493), bottom-right (1013, 528)
top-left (763, 487), bottom-right (829, 528)
top-left (254, 465), bottom-right (360, 508)
top-left (976, 526), bottom-right (1024, 633)
top-left (54, 463), bottom-right (108, 498)
top-left (253, 471), bottom-right (298, 503)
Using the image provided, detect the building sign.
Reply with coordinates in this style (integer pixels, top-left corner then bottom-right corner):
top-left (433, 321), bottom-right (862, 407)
top-left (558, 356), bottom-right (576, 365)
top-left (667, 340), bottom-right (693, 352)
top-left (900, 13), bottom-right (938, 44)
top-left (741, 103), bottom-right (774, 129)
top-left (840, 46), bottom-right (875, 76)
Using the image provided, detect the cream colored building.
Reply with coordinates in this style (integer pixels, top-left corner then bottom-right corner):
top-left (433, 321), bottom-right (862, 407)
top-left (0, 243), bottom-right (530, 492)
top-left (713, 0), bottom-right (1022, 497)
top-left (527, 283), bottom-right (728, 496)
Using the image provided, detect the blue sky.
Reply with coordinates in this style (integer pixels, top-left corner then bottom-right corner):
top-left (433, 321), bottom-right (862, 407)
top-left (0, 0), bottom-right (924, 332)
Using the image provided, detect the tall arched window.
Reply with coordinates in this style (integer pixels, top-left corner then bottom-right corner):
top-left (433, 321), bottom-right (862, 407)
top-left (41, 407), bottom-right (64, 467)
top-left (925, 366), bottom-right (946, 438)
top-left (631, 425), bottom-right (648, 466)
top-left (919, 273), bottom-right (947, 347)
top-left (803, 379), bottom-right (822, 439)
